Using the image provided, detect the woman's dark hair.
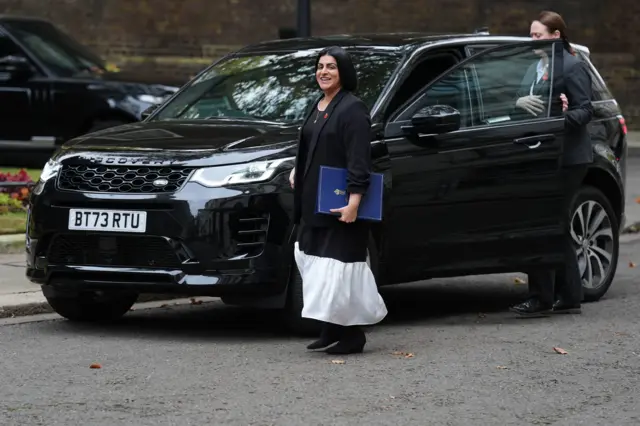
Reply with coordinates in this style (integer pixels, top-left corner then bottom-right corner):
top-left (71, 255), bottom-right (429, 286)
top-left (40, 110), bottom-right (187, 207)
top-left (315, 46), bottom-right (358, 92)
top-left (537, 10), bottom-right (575, 54)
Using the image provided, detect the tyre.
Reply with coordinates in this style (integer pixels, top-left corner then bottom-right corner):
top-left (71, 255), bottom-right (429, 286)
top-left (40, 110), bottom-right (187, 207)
top-left (43, 289), bottom-right (138, 322)
top-left (569, 185), bottom-right (619, 302)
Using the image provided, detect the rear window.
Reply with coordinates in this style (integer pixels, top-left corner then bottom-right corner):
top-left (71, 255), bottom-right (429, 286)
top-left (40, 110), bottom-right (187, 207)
top-left (576, 51), bottom-right (613, 101)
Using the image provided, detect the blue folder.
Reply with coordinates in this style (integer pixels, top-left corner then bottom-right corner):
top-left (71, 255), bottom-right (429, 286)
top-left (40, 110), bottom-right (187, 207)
top-left (315, 166), bottom-right (384, 221)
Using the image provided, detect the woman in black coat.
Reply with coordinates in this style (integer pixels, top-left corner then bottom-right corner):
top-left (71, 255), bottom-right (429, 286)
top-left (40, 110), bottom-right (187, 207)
top-left (511, 10), bottom-right (594, 317)
top-left (289, 46), bottom-right (387, 354)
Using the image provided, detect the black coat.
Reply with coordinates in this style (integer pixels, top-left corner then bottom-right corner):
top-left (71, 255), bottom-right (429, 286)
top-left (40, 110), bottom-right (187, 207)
top-left (293, 90), bottom-right (372, 227)
top-left (560, 51), bottom-right (594, 166)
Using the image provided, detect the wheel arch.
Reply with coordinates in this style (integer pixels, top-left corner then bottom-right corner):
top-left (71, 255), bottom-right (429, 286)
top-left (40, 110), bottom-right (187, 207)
top-left (582, 165), bottom-right (623, 229)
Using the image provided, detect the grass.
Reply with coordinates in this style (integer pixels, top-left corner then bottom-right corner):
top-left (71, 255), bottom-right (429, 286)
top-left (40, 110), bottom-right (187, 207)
top-left (0, 211), bottom-right (26, 235)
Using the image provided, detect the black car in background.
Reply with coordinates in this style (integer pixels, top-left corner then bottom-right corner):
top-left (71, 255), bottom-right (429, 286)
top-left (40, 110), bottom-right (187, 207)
top-left (26, 33), bottom-right (628, 334)
top-left (0, 15), bottom-right (179, 166)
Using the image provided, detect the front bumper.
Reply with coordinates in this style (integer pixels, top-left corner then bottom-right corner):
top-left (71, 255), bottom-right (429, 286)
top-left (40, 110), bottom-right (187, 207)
top-left (26, 171), bottom-right (296, 297)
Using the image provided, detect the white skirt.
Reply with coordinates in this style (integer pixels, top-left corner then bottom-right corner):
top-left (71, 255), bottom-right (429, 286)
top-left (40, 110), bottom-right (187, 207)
top-left (294, 242), bottom-right (388, 326)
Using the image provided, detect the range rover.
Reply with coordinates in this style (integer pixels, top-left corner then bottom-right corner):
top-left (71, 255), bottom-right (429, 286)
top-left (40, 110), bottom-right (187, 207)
top-left (26, 32), bottom-right (628, 334)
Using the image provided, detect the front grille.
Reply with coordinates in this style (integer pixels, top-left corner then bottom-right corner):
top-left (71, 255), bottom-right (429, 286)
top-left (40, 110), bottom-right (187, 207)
top-left (57, 165), bottom-right (193, 193)
top-left (47, 234), bottom-right (182, 268)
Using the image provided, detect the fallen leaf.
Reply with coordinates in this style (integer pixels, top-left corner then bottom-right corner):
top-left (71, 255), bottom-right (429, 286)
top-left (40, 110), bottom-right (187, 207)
top-left (636, 197), bottom-right (640, 204)
top-left (90, 363), bottom-right (102, 369)
top-left (160, 304), bottom-right (168, 308)
top-left (553, 347), bottom-right (568, 355)
top-left (630, 262), bottom-right (637, 268)
top-left (331, 359), bottom-right (345, 365)
top-left (514, 277), bottom-right (527, 285)
top-left (190, 298), bottom-right (203, 305)
top-left (391, 351), bottom-right (414, 358)
top-left (497, 365), bottom-right (509, 370)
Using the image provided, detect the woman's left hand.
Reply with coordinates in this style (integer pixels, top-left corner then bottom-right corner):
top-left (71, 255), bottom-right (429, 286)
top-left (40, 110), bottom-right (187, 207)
top-left (330, 204), bottom-right (358, 223)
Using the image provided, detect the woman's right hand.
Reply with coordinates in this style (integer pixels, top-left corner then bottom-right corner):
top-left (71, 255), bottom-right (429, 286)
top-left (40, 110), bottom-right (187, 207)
top-left (289, 168), bottom-right (295, 189)
top-left (560, 93), bottom-right (568, 112)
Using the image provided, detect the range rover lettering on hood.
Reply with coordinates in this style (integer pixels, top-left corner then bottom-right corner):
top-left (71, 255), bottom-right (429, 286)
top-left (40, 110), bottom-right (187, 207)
top-left (76, 155), bottom-right (179, 166)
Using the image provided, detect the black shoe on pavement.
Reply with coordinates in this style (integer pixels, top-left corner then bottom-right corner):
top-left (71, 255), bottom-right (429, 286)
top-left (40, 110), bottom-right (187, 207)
top-left (552, 299), bottom-right (582, 314)
top-left (510, 298), bottom-right (553, 317)
top-left (307, 322), bottom-right (343, 350)
top-left (325, 327), bottom-right (366, 355)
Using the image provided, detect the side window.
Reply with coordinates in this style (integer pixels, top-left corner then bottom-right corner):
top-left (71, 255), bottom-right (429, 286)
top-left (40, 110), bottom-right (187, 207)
top-left (0, 34), bottom-right (28, 81)
top-left (397, 41), bottom-right (562, 127)
top-left (0, 34), bottom-right (24, 57)
top-left (419, 68), bottom-right (474, 127)
top-left (385, 50), bottom-right (461, 119)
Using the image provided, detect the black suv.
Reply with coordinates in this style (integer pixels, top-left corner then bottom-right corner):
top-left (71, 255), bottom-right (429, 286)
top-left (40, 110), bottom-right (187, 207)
top-left (0, 15), bottom-right (179, 166)
top-left (26, 33), bottom-right (628, 333)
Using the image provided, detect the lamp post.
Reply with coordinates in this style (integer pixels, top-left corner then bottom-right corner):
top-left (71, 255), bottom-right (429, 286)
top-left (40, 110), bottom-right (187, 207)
top-left (296, 0), bottom-right (311, 37)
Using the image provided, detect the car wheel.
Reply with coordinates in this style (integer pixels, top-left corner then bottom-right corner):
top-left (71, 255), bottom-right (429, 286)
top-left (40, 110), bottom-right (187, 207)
top-left (570, 185), bottom-right (619, 302)
top-left (43, 289), bottom-right (138, 322)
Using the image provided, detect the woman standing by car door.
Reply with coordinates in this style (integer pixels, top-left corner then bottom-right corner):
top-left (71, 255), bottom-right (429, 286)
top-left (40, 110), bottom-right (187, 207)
top-left (511, 10), bottom-right (594, 317)
top-left (289, 46), bottom-right (387, 354)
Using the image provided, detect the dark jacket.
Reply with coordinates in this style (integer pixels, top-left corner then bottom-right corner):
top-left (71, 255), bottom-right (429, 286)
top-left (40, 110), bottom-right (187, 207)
top-left (293, 90), bottom-right (372, 227)
top-left (561, 51), bottom-right (594, 166)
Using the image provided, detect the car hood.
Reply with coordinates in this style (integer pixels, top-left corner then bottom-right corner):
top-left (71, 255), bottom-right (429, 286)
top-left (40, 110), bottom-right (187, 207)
top-left (59, 119), bottom-right (300, 167)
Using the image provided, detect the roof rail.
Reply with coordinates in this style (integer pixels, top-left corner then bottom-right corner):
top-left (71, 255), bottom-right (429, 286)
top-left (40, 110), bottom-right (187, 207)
top-left (474, 27), bottom-right (490, 35)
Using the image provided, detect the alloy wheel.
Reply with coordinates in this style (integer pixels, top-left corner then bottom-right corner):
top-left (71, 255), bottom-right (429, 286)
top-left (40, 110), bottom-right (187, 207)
top-left (570, 200), bottom-right (615, 290)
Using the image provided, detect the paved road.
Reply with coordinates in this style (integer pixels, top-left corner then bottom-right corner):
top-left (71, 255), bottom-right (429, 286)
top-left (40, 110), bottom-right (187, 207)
top-left (1, 239), bottom-right (639, 425)
top-left (626, 156), bottom-right (640, 228)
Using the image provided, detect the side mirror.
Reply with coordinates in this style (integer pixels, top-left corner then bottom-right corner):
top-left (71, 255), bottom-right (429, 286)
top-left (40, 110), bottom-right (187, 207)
top-left (404, 105), bottom-right (461, 135)
top-left (140, 104), bottom-right (159, 121)
top-left (0, 55), bottom-right (33, 79)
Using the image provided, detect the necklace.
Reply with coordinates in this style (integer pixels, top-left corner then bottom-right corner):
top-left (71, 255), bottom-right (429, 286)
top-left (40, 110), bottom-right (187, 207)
top-left (313, 108), bottom-right (321, 123)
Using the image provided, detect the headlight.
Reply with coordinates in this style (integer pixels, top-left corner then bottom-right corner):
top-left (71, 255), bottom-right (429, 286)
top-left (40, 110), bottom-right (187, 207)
top-left (32, 159), bottom-right (61, 195)
top-left (190, 157), bottom-right (294, 188)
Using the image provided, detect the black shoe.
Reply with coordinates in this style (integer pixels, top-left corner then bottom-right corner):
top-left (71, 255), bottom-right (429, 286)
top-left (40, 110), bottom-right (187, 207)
top-left (306, 322), bottom-right (342, 350)
top-left (325, 327), bottom-right (366, 355)
top-left (552, 299), bottom-right (582, 314)
top-left (510, 298), bottom-right (553, 317)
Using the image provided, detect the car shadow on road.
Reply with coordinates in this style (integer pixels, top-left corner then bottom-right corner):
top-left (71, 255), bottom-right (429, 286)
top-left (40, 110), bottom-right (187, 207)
top-left (45, 276), bottom-right (534, 341)
top-left (378, 280), bottom-right (529, 327)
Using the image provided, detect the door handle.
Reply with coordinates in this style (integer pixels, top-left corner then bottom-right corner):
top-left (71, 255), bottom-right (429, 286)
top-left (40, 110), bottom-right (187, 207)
top-left (525, 141), bottom-right (541, 149)
top-left (513, 134), bottom-right (555, 149)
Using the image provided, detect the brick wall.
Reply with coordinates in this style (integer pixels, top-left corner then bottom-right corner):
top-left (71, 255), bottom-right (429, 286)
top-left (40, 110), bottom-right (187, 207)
top-left (1, 0), bottom-right (638, 127)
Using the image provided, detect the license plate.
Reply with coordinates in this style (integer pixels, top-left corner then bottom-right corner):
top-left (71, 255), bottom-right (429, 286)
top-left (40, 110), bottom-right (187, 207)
top-left (68, 209), bottom-right (147, 233)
